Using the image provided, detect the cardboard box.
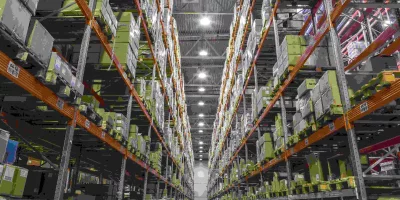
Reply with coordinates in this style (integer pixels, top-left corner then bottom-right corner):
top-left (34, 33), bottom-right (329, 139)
top-left (314, 98), bottom-right (324, 120)
top-left (297, 79), bottom-right (317, 98)
top-left (0, 0), bottom-right (32, 43)
top-left (23, 20), bottom-right (54, 65)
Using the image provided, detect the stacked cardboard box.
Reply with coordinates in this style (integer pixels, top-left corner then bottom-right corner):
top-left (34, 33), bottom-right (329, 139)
top-left (150, 143), bottom-right (162, 173)
top-left (292, 79), bottom-right (317, 138)
top-left (0, 0), bottom-right (32, 43)
top-left (313, 70), bottom-right (343, 120)
top-left (22, 19), bottom-right (54, 65)
top-left (36, 44), bottom-right (84, 97)
top-left (0, 164), bottom-right (28, 197)
top-left (79, 95), bottom-right (103, 126)
top-left (100, 12), bottom-right (140, 78)
top-left (256, 133), bottom-right (274, 163)
top-left (272, 114), bottom-right (285, 153)
top-left (127, 125), bottom-right (139, 153)
top-left (60, 0), bottom-right (117, 36)
top-left (115, 113), bottom-right (129, 142)
top-left (305, 153), bottom-right (329, 185)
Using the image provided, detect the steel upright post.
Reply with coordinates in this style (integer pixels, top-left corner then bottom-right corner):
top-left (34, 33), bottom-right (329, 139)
top-left (324, 0), bottom-right (367, 199)
top-left (54, 1), bottom-right (96, 199)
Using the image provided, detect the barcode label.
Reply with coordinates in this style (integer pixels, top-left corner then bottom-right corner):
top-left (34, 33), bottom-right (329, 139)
top-left (329, 123), bottom-right (335, 131)
top-left (55, 56), bottom-right (61, 71)
top-left (56, 98), bottom-right (64, 110)
top-left (85, 119), bottom-right (90, 128)
top-left (7, 62), bottom-right (20, 78)
top-left (305, 138), bottom-right (309, 145)
top-left (101, 131), bottom-right (106, 139)
top-left (3, 166), bottom-right (15, 182)
top-left (20, 169), bottom-right (28, 178)
top-left (360, 102), bottom-right (368, 113)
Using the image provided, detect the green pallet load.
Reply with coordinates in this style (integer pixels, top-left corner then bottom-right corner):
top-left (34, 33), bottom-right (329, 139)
top-left (327, 156), bottom-right (356, 190)
top-left (59, 0), bottom-right (117, 36)
top-left (79, 95), bottom-right (103, 126)
top-left (271, 172), bottom-right (280, 194)
top-left (21, 19), bottom-right (54, 65)
top-left (0, 0), bottom-right (32, 43)
top-left (313, 70), bottom-right (344, 121)
top-left (0, 164), bottom-right (28, 197)
top-left (100, 12), bottom-right (140, 78)
top-left (274, 35), bottom-right (307, 88)
top-left (127, 124), bottom-right (139, 153)
top-left (149, 143), bottom-right (162, 173)
top-left (11, 167), bottom-right (28, 197)
top-left (305, 153), bottom-right (330, 192)
top-left (291, 173), bottom-right (307, 194)
top-left (273, 114), bottom-right (285, 154)
top-left (256, 132), bottom-right (274, 163)
top-left (292, 79), bottom-right (319, 140)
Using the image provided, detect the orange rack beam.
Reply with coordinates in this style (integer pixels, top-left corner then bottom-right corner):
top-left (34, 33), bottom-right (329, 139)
top-left (0, 51), bottom-right (185, 194)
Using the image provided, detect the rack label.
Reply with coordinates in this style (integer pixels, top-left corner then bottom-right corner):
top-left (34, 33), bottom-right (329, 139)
top-left (101, 131), bottom-right (106, 139)
top-left (360, 102), bottom-right (368, 113)
top-left (305, 138), bottom-right (309, 145)
top-left (328, 123), bottom-right (335, 131)
top-left (56, 98), bottom-right (64, 110)
top-left (85, 119), bottom-right (90, 128)
top-left (7, 62), bottom-right (20, 78)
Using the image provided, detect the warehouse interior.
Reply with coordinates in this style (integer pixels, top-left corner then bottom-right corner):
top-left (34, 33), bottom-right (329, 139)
top-left (0, 0), bottom-right (400, 200)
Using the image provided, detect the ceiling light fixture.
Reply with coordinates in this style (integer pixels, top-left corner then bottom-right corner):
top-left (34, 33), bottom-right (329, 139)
top-left (199, 141), bottom-right (203, 145)
top-left (199, 50), bottom-right (208, 56)
top-left (198, 72), bottom-right (207, 79)
top-left (199, 130), bottom-right (203, 133)
top-left (198, 122), bottom-right (204, 127)
top-left (198, 113), bottom-right (204, 117)
top-left (200, 146), bottom-right (203, 149)
top-left (199, 17), bottom-right (211, 26)
top-left (199, 158), bottom-right (203, 161)
top-left (198, 101), bottom-right (205, 106)
top-left (199, 87), bottom-right (206, 92)
top-left (199, 150), bottom-right (203, 153)
top-left (200, 155), bottom-right (203, 157)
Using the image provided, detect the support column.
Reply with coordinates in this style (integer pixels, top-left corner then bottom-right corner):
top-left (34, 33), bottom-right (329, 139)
top-left (324, 0), bottom-right (367, 199)
top-left (54, 1), bottom-right (96, 199)
top-left (280, 96), bottom-right (292, 194)
top-left (117, 157), bottom-right (127, 200)
top-left (70, 146), bottom-right (82, 195)
top-left (117, 94), bottom-right (133, 200)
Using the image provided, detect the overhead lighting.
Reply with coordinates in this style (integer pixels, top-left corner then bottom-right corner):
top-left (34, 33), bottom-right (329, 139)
top-left (199, 150), bottom-right (203, 153)
top-left (199, 17), bottom-right (211, 26)
top-left (198, 113), bottom-right (204, 117)
top-left (383, 20), bottom-right (391, 27)
top-left (199, 141), bottom-right (204, 145)
top-left (198, 101), bottom-right (205, 106)
top-left (199, 87), bottom-right (206, 92)
top-left (200, 155), bottom-right (203, 157)
top-left (199, 130), bottom-right (203, 133)
top-left (199, 158), bottom-right (203, 161)
top-left (198, 72), bottom-right (207, 79)
top-left (200, 146), bottom-right (203, 149)
top-left (198, 122), bottom-right (204, 127)
top-left (199, 50), bottom-right (208, 56)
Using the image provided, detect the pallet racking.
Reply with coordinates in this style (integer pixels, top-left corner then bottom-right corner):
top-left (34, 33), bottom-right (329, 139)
top-left (207, 0), bottom-right (400, 199)
top-left (0, 0), bottom-right (194, 199)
